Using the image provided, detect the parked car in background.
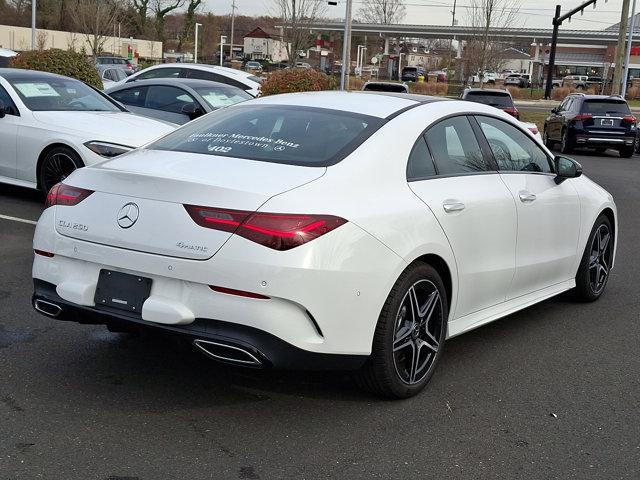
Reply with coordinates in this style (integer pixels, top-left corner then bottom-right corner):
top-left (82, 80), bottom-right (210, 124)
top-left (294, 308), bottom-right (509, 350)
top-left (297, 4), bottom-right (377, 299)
top-left (469, 71), bottom-right (498, 84)
top-left (295, 62), bottom-right (312, 69)
top-left (586, 76), bottom-right (604, 91)
top-left (0, 48), bottom-right (17, 68)
top-left (505, 74), bottom-right (531, 88)
top-left (245, 61), bottom-right (263, 74)
top-left (97, 65), bottom-right (128, 90)
top-left (120, 64), bottom-right (262, 97)
top-left (107, 79), bottom-right (252, 125)
top-left (500, 69), bottom-right (518, 79)
top-left (562, 75), bottom-right (588, 89)
top-left (401, 66), bottom-right (424, 82)
top-left (429, 70), bottom-right (447, 83)
top-left (460, 88), bottom-right (520, 119)
top-left (32, 91), bottom-right (617, 399)
top-left (362, 81), bottom-right (409, 93)
top-left (95, 56), bottom-right (138, 76)
top-left (520, 121), bottom-right (543, 142)
top-left (543, 94), bottom-right (636, 158)
top-left (543, 78), bottom-right (563, 89)
top-left (0, 68), bottom-right (175, 192)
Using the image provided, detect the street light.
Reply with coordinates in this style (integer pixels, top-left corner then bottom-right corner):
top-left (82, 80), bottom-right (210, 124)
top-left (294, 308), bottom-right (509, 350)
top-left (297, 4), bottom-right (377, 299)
top-left (340, 0), bottom-right (353, 90)
top-left (220, 35), bottom-right (227, 66)
top-left (194, 23), bottom-right (202, 63)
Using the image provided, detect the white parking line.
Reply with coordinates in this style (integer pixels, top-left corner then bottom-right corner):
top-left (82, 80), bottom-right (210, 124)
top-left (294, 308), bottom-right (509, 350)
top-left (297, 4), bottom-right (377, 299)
top-left (0, 214), bottom-right (37, 225)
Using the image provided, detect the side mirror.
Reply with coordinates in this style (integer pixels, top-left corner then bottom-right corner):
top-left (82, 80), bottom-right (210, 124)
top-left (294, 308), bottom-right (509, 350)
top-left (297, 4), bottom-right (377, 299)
top-left (181, 103), bottom-right (205, 120)
top-left (554, 156), bottom-right (582, 184)
top-left (0, 100), bottom-right (6, 118)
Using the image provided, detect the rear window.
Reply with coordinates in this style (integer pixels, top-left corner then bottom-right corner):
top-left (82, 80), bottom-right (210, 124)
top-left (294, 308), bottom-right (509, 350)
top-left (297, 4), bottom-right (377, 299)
top-left (582, 100), bottom-right (630, 115)
top-left (363, 83), bottom-right (408, 93)
top-left (464, 92), bottom-right (513, 108)
top-left (148, 105), bottom-right (385, 167)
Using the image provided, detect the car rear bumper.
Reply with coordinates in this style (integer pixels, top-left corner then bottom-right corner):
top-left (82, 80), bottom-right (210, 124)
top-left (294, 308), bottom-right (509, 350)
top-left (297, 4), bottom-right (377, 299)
top-left (32, 278), bottom-right (367, 370)
top-left (575, 135), bottom-right (635, 147)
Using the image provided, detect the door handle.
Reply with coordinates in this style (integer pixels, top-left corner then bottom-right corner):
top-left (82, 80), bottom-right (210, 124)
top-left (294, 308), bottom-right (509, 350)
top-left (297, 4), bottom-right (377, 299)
top-left (443, 201), bottom-right (466, 213)
top-left (519, 192), bottom-right (537, 203)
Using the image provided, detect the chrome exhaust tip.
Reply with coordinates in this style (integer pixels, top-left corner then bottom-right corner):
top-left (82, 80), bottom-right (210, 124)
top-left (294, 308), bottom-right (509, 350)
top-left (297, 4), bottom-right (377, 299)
top-left (193, 339), bottom-right (263, 366)
top-left (34, 299), bottom-right (62, 318)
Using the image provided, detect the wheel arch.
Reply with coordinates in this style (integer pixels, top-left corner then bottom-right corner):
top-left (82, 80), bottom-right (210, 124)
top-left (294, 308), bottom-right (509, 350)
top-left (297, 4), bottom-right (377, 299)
top-left (36, 143), bottom-right (83, 190)
top-left (408, 253), bottom-right (453, 313)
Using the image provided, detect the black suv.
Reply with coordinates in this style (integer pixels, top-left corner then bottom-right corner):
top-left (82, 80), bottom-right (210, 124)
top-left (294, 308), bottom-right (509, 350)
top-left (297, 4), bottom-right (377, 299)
top-left (460, 88), bottom-right (520, 119)
top-left (543, 94), bottom-right (636, 157)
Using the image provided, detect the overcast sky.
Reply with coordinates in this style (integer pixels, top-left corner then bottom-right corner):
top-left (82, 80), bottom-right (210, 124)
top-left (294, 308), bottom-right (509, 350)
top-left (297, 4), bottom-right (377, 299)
top-left (202, 0), bottom-right (626, 30)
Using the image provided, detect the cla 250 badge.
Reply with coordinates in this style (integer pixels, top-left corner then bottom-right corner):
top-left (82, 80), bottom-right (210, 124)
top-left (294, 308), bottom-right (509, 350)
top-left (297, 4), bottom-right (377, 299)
top-left (58, 220), bottom-right (88, 232)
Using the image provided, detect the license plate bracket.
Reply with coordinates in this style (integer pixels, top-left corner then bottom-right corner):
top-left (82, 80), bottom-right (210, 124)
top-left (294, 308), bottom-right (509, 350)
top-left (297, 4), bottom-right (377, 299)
top-left (94, 269), bottom-right (152, 314)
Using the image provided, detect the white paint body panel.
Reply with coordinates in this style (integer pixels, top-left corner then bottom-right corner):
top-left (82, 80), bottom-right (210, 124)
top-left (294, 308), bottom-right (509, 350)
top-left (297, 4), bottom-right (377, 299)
top-left (32, 92), bottom-right (618, 358)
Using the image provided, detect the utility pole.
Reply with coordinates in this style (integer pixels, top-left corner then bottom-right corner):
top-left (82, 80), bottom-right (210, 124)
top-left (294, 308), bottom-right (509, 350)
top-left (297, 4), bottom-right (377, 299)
top-left (622, 0), bottom-right (638, 98)
top-left (31, 0), bottom-right (36, 50)
top-left (340, 0), bottom-right (353, 91)
top-left (194, 23), bottom-right (202, 63)
top-left (447, 0), bottom-right (457, 74)
top-left (230, 0), bottom-right (237, 62)
top-left (613, 0), bottom-right (632, 95)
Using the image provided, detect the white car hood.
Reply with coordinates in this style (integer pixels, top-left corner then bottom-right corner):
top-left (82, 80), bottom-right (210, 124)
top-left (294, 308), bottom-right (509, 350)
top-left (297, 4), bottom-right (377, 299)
top-left (31, 111), bottom-right (176, 147)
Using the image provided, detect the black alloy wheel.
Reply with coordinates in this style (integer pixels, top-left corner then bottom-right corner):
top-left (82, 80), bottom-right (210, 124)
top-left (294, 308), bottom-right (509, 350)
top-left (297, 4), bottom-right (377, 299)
top-left (39, 146), bottom-right (84, 193)
top-left (575, 215), bottom-right (614, 302)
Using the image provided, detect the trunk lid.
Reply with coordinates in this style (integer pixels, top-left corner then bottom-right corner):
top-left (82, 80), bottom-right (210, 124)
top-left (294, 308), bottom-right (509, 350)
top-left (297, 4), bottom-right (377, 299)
top-left (55, 149), bottom-right (326, 260)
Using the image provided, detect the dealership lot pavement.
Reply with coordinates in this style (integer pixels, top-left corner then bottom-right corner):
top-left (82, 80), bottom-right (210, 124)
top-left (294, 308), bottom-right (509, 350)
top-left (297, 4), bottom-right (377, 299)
top-left (1, 151), bottom-right (639, 480)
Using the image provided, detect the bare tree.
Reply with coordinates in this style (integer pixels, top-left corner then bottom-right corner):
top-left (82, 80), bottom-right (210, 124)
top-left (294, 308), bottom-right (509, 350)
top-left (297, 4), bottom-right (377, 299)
top-left (271, 0), bottom-right (325, 64)
top-left (73, 0), bottom-right (123, 56)
top-left (357, 0), bottom-right (406, 24)
top-left (131, 0), bottom-right (152, 37)
top-left (464, 0), bottom-right (521, 86)
top-left (177, 0), bottom-right (203, 53)
top-left (154, 0), bottom-right (185, 45)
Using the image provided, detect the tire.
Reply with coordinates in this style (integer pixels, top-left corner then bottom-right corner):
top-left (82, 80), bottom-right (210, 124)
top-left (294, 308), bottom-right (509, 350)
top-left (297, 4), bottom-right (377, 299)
top-left (543, 126), bottom-right (554, 149)
top-left (560, 128), bottom-right (573, 154)
top-left (574, 215), bottom-right (614, 302)
top-left (619, 146), bottom-right (634, 158)
top-left (38, 146), bottom-right (84, 194)
top-left (357, 263), bottom-right (448, 399)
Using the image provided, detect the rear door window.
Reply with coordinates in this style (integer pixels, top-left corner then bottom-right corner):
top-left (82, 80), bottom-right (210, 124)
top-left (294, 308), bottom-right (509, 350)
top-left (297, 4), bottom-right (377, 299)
top-left (149, 105), bottom-right (385, 167)
top-left (424, 116), bottom-right (490, 175)
top-left (109, 86), bottom-right (148, 107)
top-left (464, 92), bottom-right (513, 108)
top-left (144, 85), bottom-right (197, 114)
top-left (136, 68), bottom-right (182, 81)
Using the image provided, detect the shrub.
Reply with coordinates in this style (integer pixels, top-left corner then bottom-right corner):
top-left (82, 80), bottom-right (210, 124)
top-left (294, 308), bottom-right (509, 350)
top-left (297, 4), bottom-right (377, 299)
top-left (627, 87), bottom-right (640, 100)
top-left (551, 86), bottom-right (597, 101)
top-left (11, 49), bottom-right (102, 89)
top-left (410, 81), bottom-right (448, 96)
top-left (260, 68), bottom-right (336, 96)
top-left (348, 77), bottom-right (365, 91)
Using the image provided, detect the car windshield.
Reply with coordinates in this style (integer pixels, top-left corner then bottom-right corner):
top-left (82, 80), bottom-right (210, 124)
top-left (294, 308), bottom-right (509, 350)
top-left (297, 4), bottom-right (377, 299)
top-left (582, 100), bottom-right (630, 115)
top-left (8, 77), bottom-right (120, 112)
top-left (464, 92), bottom-right (513, 108)
top-left (148, 105), bottom-right (385, 167)
top-left (194, 86), bottom-right (252, 109)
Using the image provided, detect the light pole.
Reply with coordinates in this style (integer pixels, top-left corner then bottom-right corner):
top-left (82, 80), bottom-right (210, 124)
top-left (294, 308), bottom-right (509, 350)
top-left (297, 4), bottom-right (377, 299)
top-left (340, 0), bottom-right (353, 90)
top-left (230, 0), bottom-right (237, 62)
top-left (220, 35), bottom-right (227, 66)
top-left (194, 23), bottom-right (202, 63)
top-left (622, 0), bottom-right (638, 98)
top-left (31, 0), bottom-right (36, 50)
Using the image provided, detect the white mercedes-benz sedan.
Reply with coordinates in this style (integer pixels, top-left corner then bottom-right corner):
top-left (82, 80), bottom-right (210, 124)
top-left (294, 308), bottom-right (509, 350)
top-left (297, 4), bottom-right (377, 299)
top-left (0, 68), bottom-right (176, 192)
top-left (32, 91), bottom-right (617, 398)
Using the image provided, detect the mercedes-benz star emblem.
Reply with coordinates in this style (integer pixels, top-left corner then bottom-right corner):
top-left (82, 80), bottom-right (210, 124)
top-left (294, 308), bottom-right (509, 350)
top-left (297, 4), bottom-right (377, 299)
top-left (117, 203), bottom-right (139, 229)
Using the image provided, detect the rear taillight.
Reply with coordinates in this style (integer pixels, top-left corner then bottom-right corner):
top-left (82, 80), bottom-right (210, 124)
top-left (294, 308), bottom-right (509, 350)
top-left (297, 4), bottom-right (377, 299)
top-left (34, 249), bottom-right (54, 257)
top-left (209, 286), bottom-right (269, 300)
top-left (45, 183), bottom-right (94, 209)
top-left (623, 115), bottom-right (637, 123)
top-left (503, 107), bottom-right (519, 119)
top-left (573, 114), bottom-right (593, 122)
top-left (528, 126), bottom-right (539, 136)
top-left (184, 205), bottom-right (347, 251)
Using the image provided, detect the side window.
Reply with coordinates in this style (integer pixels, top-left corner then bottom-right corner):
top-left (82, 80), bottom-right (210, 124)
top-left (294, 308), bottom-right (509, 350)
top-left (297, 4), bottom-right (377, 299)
top-left (424, 116), bottom-right (489, 175)
top-left (110, 86), bottom-right (147, 107)
top-left (407, 136), bottom-right (436, 180)
top-left (144, 85), bottom-right (197, 114)
top-left (184, 69), bottom-right (248, 90)
top-left (137, 68), bottom-right (182, 81)
top-left (476, 116), bottom-right (553, 173)
top-left (0, 84), bottom-right (19, 116)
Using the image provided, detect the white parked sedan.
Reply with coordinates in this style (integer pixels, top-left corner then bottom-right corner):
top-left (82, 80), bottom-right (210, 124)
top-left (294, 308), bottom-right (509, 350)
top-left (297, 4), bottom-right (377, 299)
top-left (0, 68), bottom-right (176, 192)
top-left (32, 91), bottom-right (617, 398)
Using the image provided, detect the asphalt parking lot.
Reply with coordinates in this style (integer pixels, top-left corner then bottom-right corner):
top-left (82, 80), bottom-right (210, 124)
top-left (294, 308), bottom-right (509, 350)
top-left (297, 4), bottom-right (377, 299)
top-left (1, 149), bottom-right (639, 480)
